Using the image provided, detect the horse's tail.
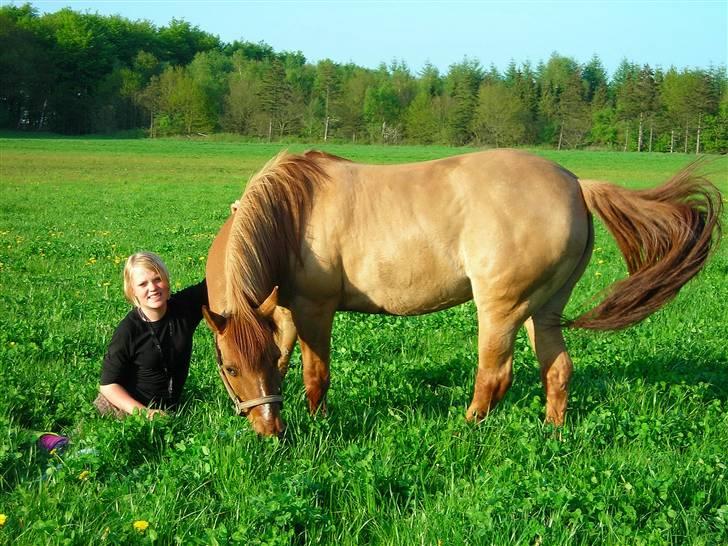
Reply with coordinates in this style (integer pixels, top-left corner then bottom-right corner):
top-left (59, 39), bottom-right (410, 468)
top-left (568, 161), bottom-right (722, 330)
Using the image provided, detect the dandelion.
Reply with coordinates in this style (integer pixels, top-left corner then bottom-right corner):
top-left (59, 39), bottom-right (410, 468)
top-left (198, 256), bottom-right (205, 261)
top-left (0, 513), bottom-right (7, 526)
top-left (133, 520), bottom-right (149, 533)
top-left (78, 470), bottom-right (90, 481)
top-left (595, 271), bottom-right (602, 277)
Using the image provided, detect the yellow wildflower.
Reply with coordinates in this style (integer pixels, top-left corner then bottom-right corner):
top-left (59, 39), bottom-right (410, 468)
top-left (78, 470), bottom-right (90, 481)
top-left (133, 520), bottom-right (149, 533)
top-left (0, 513), bottom-right (7, 526)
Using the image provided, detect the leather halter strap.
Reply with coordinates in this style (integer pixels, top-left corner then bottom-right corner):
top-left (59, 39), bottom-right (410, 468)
top-left (214, 344), bottom-right (282, 415)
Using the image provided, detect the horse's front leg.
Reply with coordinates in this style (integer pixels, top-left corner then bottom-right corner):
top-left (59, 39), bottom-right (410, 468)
top-left (291, 298), bottom-right (336, 415)
top-left (273, 306), bottom-right (298, 378)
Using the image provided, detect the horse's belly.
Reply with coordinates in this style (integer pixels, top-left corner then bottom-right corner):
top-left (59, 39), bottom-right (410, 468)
top-left (339, 243), bottom-right (472, 316)
top-left (341, 281), bottom-right (472, 315)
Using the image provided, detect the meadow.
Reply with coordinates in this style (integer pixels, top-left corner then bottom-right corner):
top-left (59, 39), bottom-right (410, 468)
top-left (0, 137), bottom-right (726, 545)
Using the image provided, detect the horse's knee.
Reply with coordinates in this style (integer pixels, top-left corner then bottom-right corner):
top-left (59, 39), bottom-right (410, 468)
top-left (542, 357), bottom-right (572, 394)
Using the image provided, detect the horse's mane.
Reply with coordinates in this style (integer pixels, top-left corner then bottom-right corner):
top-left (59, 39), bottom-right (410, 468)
top-left (222, 150), bottom-right (341, 366)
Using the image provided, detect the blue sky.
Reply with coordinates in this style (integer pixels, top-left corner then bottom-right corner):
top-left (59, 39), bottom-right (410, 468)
top-left (22, 0), bottom-right (728, 77)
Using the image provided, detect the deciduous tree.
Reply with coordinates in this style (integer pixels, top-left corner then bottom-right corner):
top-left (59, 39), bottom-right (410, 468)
top-left (471, 82), bottom-right (527, 147)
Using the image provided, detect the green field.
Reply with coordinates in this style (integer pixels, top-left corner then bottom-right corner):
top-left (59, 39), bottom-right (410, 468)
top-left (1, 138), bottom-right (726, 545)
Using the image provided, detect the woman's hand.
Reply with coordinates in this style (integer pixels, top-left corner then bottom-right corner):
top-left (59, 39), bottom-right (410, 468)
top-left (144, 408), bottom-right (167, 420)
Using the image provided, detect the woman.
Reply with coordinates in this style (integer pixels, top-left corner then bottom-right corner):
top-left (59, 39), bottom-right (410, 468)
top-left (95, 251), bottom-right (207, 418)
top-left (95, 202), bottom-right (240, 418)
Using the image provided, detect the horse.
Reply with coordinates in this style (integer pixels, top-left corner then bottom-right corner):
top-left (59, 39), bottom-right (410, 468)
top-left (202, 149), bottom-right (722, 436)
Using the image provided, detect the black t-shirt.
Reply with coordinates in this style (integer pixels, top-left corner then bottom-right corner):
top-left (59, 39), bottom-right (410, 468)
top-left (100, 280), bottom-right (208, 408)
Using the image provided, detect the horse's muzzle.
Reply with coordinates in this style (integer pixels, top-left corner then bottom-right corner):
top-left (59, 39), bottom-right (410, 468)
top-left (253, 417), bottom-right (285, 438)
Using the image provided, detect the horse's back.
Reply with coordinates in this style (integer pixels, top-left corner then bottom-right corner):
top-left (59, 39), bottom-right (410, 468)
top-left (295, 150), bottom-right (590, 316)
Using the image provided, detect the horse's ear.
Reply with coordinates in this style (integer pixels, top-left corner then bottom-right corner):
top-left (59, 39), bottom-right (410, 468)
top-left (256, 286), bottom-right (279, 319)
top-left (202, 305), bottom-right (228, 334)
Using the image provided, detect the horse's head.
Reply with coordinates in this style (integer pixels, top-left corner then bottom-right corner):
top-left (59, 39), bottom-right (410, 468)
top-left (202, 288), bottom-right (285, 437)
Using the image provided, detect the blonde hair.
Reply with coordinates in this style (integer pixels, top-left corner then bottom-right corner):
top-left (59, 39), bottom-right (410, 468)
top-left (122, 252), bottom-right (171, 306)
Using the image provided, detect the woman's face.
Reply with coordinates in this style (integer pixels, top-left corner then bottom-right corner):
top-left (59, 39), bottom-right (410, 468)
top-left (131, 266), bottom-right (170, 319)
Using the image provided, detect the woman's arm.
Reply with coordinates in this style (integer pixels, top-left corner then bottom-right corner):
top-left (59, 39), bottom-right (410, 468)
top-left (99, 383), bottom-right (165, 418)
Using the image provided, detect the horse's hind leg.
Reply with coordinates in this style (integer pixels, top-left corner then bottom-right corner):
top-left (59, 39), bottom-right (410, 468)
top-left (466, 308), bottom-right (522, 421)
top-left (525, 315), bottom-right (573, 425)
top-left (526, 220), bottom-right (593, 425)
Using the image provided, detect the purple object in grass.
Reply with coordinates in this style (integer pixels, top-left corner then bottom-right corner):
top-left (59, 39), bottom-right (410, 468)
top-left (37, 433), bottom-right (69, 452)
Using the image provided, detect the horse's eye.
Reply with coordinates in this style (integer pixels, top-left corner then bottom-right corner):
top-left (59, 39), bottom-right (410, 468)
top-left (225, 366), bottom-right (238, 377)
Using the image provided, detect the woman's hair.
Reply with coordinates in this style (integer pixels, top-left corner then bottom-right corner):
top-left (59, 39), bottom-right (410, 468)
top-left (122, 252), bottom-right (171, 306)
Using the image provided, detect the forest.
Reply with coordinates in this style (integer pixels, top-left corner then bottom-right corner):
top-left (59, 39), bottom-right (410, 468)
top-left (1, 3), bottom-right (726, 152)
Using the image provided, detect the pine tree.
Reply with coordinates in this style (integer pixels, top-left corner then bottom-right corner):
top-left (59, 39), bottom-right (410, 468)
top-left (445, 59), bottom-right (482, 145)
top-left (259, 58), bottom-right (291, 140)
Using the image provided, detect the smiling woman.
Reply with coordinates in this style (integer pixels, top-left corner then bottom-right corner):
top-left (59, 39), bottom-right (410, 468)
top-left (127, 256), bottom-right (171, 322)
top-left (95, 251), bottom-right (209, 418)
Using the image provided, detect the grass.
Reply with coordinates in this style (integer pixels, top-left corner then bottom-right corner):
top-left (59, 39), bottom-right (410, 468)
top-left (0, 137), bottom-right (726, 544)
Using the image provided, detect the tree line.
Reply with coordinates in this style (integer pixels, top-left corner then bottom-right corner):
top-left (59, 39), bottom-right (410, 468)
top-left (2, 3), bottom-right (726, 152)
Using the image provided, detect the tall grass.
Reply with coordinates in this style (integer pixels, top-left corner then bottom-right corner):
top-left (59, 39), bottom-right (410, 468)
top-left (0, 138), bottom-right (726, 544)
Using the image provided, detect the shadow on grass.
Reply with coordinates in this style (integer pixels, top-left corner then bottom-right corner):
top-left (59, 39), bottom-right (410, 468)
top-left (572, 349), bottom-right (728, 401)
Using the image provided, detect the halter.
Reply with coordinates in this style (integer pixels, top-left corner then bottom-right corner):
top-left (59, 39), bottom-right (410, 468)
top-left (214, 342), bottom-right (283, 415)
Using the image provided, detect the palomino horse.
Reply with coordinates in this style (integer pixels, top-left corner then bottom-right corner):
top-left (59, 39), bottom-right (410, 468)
top-left (203, 149), bottom-right (722, 436)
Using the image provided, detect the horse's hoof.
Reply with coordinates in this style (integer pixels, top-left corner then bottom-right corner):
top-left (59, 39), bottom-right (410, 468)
top-left (465, 406), bottom-right (486, 422)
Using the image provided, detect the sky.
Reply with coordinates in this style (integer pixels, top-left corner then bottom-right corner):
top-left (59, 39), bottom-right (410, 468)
top-left (19, 0), bottom-right (728, 77)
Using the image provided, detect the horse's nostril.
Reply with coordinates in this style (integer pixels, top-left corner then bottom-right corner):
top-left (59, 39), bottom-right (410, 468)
top-left (275, 419), bottom-right (286, 438)
top-left (250, 414), bottom-right (285, 437)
